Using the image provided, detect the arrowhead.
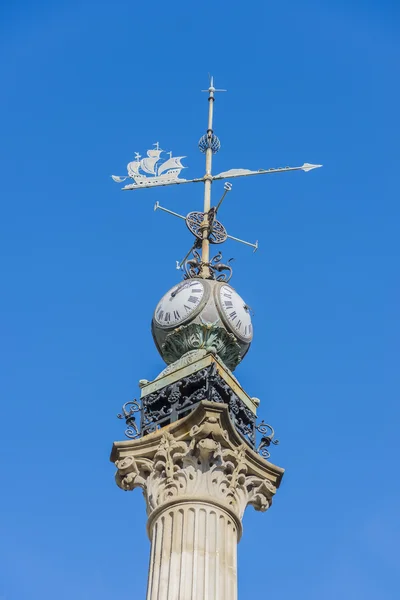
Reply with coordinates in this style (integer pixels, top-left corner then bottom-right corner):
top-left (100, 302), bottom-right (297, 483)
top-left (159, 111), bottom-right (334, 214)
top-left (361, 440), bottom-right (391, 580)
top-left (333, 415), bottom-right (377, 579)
top-left (301, 163), bottom-right (323, 172)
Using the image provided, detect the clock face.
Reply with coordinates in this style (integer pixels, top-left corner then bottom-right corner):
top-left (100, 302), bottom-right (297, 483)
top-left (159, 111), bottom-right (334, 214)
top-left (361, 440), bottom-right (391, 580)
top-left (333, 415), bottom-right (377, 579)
top-left (154, 279), bottom-right (205, 328)
top-left (217, 284), bottom-right (253, 341)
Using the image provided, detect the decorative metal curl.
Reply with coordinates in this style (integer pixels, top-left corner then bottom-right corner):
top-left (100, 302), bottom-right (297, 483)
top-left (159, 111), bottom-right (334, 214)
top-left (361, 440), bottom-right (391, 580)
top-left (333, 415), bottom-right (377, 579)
top-left (210, 252), bottom-right (234, 282)
top-left (183, 250), bottom-right (202, 279)
top-left (198, 133), bottom-right (221, 154)
top-left (256, 420), bottom-right (279, 459)
top-left (117, 400), bottom-right (141, 439)
top-left (182, 250), bottom-right (233, 282)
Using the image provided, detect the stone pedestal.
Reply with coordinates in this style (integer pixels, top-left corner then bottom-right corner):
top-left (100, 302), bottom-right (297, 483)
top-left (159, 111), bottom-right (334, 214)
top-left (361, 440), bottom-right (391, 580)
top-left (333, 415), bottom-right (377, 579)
top-left (111, 401), bottom-right (284, 600)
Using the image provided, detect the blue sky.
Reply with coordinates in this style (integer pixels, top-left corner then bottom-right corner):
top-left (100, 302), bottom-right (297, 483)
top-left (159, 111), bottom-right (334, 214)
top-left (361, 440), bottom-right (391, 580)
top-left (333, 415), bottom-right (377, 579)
top-left (1, 0), bottom-right (399, 598)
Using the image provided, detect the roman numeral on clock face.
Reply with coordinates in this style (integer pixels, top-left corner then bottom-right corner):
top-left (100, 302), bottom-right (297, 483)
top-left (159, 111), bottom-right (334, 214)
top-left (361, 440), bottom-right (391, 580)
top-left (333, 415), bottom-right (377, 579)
top-left (219, 285), bottom-right (253, 339)
top-left (156, 281), bottom-right (204, 328)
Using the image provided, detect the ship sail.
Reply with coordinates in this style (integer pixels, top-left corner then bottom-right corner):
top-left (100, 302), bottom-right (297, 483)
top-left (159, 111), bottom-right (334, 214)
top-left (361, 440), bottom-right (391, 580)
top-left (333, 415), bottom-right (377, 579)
top-left (157, 156), bottom-right (186, 177)
top-left (140, 156), bottom-right (160, 175)
top-left (147, 149), bottom-right (163, 159)
top-left (127, 160), bottom-right (141, 178)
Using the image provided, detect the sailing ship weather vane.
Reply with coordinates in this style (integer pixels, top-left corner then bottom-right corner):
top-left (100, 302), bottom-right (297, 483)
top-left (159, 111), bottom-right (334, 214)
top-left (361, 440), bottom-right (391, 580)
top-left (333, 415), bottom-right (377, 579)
top-left (112, 142), bottom-right (187, 188)
top-left (111, 76), bottom-right (322, 279)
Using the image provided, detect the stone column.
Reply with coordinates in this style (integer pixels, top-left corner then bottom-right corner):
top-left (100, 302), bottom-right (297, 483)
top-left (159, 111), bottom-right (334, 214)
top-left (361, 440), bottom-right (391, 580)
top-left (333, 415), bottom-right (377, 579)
top-left (111, 401), bottom-right (283, 600)
top-left (147, 502), bottom-right (238, 600)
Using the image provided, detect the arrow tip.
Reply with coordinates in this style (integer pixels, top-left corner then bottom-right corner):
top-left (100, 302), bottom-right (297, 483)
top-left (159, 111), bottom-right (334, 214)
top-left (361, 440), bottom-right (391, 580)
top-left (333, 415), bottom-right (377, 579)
top-left (301, 163), bottom-right (323, 172)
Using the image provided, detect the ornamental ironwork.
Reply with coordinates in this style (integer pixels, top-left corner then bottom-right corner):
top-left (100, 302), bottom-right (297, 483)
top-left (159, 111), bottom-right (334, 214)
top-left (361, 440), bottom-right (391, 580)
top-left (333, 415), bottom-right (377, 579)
top-left (183, 250), bottom-right (233, 282)
top-left (117, 400), bottom-right (141, 440)
top-left (198, 133), bottom-right (221, 154)
top-left (255, 421), bottom-right (280, 459)
top-left (153, 189), bottom-right (258, 277)
top-left (185, 210), bottom-right (227, 244)
top-left (117, 364), bottom-right (279, 459)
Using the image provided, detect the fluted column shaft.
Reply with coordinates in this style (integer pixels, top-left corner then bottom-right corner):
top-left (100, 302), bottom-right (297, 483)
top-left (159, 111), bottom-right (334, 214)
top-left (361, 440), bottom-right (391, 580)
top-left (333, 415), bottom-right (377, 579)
top-left (112, 403), bottom-right (283, 600)
top-left (147, 501), bottom-right (238, 600)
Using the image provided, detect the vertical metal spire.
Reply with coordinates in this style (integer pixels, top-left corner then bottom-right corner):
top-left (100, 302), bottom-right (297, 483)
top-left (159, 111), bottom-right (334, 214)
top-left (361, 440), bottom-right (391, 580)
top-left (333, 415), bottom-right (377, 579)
top-left (199, 76), bottom-right (225, 277)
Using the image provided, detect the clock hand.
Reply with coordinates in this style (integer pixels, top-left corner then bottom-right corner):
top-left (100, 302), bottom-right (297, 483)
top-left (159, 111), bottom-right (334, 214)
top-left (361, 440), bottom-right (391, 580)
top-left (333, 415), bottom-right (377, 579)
top-left (243, 303), bottom-right (254, 315)
top-left (170, 281), bottom-right (191, 298)
top-left (171, 279), bottom-right (201, 299)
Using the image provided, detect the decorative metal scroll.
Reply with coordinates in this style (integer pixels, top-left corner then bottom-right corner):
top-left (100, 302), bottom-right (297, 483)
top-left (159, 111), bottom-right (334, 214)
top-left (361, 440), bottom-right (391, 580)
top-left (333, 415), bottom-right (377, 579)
top-left (255, 421), bottom-right (280, 459)
top-left (117, 364), bottom-right (280, 459)
top-left (117, 400), bottom-right (141, 439)
top-left (183, 250), bottom-right (233, 282)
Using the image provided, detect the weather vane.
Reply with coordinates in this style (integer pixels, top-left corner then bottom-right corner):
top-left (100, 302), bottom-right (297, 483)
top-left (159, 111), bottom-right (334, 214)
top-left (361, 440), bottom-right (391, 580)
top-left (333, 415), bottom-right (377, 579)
top-left (112, 76), bottom-right (322, 278)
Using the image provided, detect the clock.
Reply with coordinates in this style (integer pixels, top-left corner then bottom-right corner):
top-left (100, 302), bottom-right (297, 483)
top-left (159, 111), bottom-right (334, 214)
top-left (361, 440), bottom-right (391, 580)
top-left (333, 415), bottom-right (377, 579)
top-left (154, 279), bottom-right (206, 328)
top-left (215, 284), bottom-right (253, 342)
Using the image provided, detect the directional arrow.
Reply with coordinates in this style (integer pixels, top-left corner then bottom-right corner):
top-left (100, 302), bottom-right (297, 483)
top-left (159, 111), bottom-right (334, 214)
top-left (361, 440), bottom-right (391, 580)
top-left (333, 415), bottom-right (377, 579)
top-left (213, 163), bottom-right (322, 181)
top-left (301, 163), bottom-right (323, 172)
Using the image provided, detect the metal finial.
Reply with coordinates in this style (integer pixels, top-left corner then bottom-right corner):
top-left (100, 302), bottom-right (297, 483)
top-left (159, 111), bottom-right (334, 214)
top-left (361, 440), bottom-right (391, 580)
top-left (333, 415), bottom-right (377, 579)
top-left (201, 75), bottom-right (227, 94)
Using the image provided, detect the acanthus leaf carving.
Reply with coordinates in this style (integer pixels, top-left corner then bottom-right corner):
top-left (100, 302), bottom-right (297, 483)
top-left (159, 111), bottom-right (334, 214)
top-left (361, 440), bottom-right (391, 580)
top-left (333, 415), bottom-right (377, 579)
top-left (162, 323), bottom-right (241, 371)
top-left (114, 417), bottom-right (277, 521)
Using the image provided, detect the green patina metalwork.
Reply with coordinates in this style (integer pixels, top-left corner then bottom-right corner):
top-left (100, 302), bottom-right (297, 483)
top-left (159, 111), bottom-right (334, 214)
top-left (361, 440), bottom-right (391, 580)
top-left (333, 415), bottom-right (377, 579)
top-left (162, 322), bottom-right (241, 371)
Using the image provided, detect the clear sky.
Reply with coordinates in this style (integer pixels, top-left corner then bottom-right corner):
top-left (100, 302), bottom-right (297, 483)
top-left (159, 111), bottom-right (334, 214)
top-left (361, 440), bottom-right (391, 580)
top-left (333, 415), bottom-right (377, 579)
top-left (1, 1), bottom-right (399, 598)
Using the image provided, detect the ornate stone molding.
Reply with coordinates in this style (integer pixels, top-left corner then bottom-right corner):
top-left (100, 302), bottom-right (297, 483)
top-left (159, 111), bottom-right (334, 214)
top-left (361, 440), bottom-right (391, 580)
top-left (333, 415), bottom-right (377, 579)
top-left (112, 401), bottom-right (283, 538)
top-left (162, 322), bottom-right (241, 371)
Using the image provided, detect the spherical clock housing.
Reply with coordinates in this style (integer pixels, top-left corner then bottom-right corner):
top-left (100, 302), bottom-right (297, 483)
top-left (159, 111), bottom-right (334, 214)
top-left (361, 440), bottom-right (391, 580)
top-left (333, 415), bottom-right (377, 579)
top-left (151, 278), bottom-right (253, 365)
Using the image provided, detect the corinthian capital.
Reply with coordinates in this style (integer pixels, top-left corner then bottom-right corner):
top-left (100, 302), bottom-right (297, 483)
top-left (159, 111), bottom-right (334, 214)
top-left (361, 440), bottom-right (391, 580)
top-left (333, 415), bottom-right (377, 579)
top-left (111, 401), bottom-right (283, 532)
